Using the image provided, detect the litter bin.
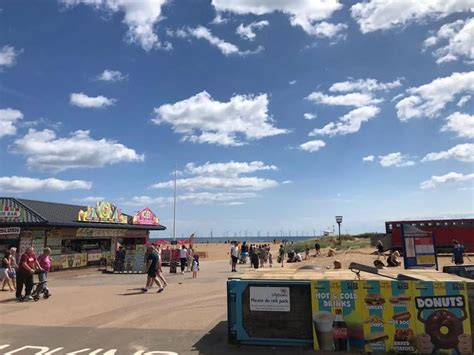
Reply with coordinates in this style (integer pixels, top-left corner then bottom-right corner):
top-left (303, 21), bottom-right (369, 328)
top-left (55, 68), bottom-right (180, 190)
top-left (170, 260), bottom-right (178, 273)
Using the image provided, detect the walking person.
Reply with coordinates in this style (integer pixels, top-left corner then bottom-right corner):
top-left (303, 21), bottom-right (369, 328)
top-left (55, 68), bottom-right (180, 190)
top-left (278, 244), bottom-right (285, 267)
top-left (452, 239), bottom-right (467, 265)
top-left (305, 245), bottom-right (310, 260)
top-left (16, 247), bottom-right (42, 301)
top-left (1, 251), bottom-right (14, 291)
top-left (8, 247), bottom-right (18, 290)
top-left (315, 242), bottom-right (321, 256)
top-left (155, 245), bottom-right (168, 288)
top-left (376, 240), bottom-right (384, 259)
top-left (37, 248), bottom-right (52, 295)
top-left (230, 242), bottom-right (238, 272)
top-left (115, 245), bottom-right (126, 273)
top-left (186, 247), bottom-right (193, 273)
top-left (179, 245), bottom-right (188, 274)
top-left (142, 245), bottom-right (164, 293)
top-left (192, 255), bottom-right (199, 278)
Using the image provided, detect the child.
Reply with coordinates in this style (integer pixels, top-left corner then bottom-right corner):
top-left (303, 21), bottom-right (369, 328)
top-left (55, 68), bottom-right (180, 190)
top-left (192, 255), bottom-right (199, 278)
top-left (37, 248), bottom-right (52, 296)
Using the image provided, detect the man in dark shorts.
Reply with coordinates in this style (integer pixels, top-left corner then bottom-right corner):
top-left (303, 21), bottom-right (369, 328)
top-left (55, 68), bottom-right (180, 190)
top-left (142, 245), bottom-right (163, 293)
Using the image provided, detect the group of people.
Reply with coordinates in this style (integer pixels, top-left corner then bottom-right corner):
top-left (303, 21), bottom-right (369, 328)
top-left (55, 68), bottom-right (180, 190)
top-left (0, 246), bottom-right (51, 301)
top-left (230, 242), bottom-right (275, 271)
top-left (179, 244), bottom-right (199, 276)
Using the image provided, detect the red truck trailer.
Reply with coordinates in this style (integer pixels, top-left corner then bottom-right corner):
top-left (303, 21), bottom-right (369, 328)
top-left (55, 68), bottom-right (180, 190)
top-left (386, 219), bottom-right (474, 252)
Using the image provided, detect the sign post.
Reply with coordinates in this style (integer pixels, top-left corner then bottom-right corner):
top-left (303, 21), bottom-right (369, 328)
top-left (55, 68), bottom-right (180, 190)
top-left (335, 216), bottom-right (343, 240)
top-left (401, 224), bottom-right (438, 270)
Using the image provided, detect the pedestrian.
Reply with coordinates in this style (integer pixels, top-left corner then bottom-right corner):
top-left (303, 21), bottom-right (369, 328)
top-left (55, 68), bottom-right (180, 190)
top-left (37, 247), bottom-right (52, 295)
top-left (179, 245), bottom-right (188, 274)
top-left (452, 239), bottom-right (466, 265)
top-left (230, 242), bottom-right (238, 272)
top-left (115, 245), bottom-right (126, 273)
top-left (155, 245), bottom-right (168, 288)
top-left (305, 245), bottom-right (310, 260)
top-left (16, 247), bottom-right (43, 301)
top-left (142, 245), bottom-right (164, 293)
top-left (192, 255), bottom-right (199, 278)
top-left (278, 244), bottom-right (285, 267)
top-left (387, 250), bottom-right (401, 267)
top-left (1, 251), bottom-right (14, 291)
top-left (186, 247), bottom-right (193, 272)
top-left (268, 252), bottom-right (273, 267)
top-left (376, 240), bottom-right (384, 259)
top-left (8, 247), bottom-right (18, 290)
top-left (315, 242), bottom-right (321, 256)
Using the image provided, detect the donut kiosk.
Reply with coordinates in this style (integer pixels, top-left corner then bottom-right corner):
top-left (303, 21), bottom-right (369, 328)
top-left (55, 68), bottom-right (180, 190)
top-left (227, 265), bottom-right (474, 354)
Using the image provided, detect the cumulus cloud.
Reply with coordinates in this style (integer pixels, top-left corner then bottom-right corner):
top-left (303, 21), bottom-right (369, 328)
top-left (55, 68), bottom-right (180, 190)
top-left (457, 95), bottom-right (471, 107)
top-left (441, 112), bottom-right (474, 139)
top-left (181, 26), bottom-right (263, 56)
top-left (0, 45), bottom-right (22, 68)
top-left (299, 140), bottom-right (326, 152)
top-left (420, 172), bottom-right (474, 189)
top-left (422, 143), bottom-right (474, 163)
top-left (75, 196), bottom-right (106, 203)
top-left (329, 78), bottom-right (402, 93)
top-left (13, 129), bottom-right (144, 172)
top-left (212, 0), bottom-right (345, 38)
top-left (97, 69), bottom-right (127, 82)
top-left (306, 92), bottom-right (382, 107)
top-left (0, 176), bottom-right (91, 192)
top-left (363, 155), bottom-right (375, 162)
top-left (70, 92), bottom-right (116, 108)
top-left (211, 13), bottom-right (228, 25)
top-left (152, 91), bottom-right (288, 146)
top-left (0, 108), bottom-right (23, 138)
top-left (236, 20), bottom-right (269, 41)
top-left (310, 106), bottom-right (380, 137)
top-left (423, 18), bottom-right (474, 64)
top-left (351, 0), bottom-right (473, 33)
top-left (304, 113), bottom-right (317, 120)
top-left (379, 152), bottom-right (415, 167)
top-left (124, 192), bottom-right (258, 206)
top-left (61, 0), bottom-right (170, 51)
top-left (146, 160), bottom-right (279, 206)
top-left (395, 71), bottom-right (474, 121)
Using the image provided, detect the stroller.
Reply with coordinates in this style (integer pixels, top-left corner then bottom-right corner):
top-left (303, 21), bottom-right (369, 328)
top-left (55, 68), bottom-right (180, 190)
top-left (19, 280), bottom-right (50, 302)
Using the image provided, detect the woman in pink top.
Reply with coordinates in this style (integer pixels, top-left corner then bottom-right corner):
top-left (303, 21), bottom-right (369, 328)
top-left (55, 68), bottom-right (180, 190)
top-left (37, 247), bottom-right (51, 295)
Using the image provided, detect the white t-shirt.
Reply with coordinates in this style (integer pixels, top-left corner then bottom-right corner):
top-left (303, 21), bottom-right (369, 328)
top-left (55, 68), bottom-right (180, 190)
top-left (180, 248), bottom-right (188, 258)
top-left (231, 245), bottom-right (238, 257)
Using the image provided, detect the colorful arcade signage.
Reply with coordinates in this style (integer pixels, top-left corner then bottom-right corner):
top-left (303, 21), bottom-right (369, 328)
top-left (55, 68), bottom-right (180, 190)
top-left (401, 224), bottom-right (438, 270)
top-left (0, 205), bottom-right (24, 221)
top-left (78, 200), bottom-right (128, 224)
top-left (132, 207), bottom-right (159, 226)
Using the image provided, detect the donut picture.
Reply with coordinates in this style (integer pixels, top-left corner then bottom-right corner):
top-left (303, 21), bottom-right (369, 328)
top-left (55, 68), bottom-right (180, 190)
top-left (424, 310), bottom-right (463, 349)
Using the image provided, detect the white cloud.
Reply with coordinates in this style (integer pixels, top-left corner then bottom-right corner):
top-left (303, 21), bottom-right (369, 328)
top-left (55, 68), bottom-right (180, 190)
top-left (0, 108), bottom-right (23, 138)
top-left (211, 13), bottom-right (228, 25)
top-left (184, 26), bottom-right (263, 56)
top-left (289, 80), bottom-right (297, 85)
top-left (310, 106), bottom-right (380, 137)
top-left (457, 95), bottom-right (471, 107)
top-left (420, 172), bottom-right (474, 189)
top-left (184, 161), bottom-right (277, 177)
top-left (13, 129), bottom-right (144, 172)
top-left (363, 155), bottom-right (375, 162)
top-left (329, 78), bottom-right (402, 93)
top-left (351, 0), bottom-right (473, 33)
top-left (308, 21), bottom-right (347, 39)
top-left (124, 192), bottom-right (258, 206)
top-left (212, 0), bottom-right (344, 38)
top-left (0, 45), bottom-right (21, 68)
top-left (282, 180), bottom-right (292, 184)
top-left (75, 196), bottom-right (106, 203)
top-left (236, 20), bottom-right (269, 41)
top-left (306, 91), bottom-right (382, 107)
top-left (0, 176), bottom-right (92, 192)
top-left (441, 112), bottom-right (474, 139)
top-left (97, 69), bottom-right (127, 82)
top-left (422, 143), bottom-right (474, 163)
top-left (423, 18), bottom-right (474, 64)
top-left (379, 152), bottom-right (416, 167)
top-left (303, 113), bottom-right (317, 120)
top-left (395, 71), bottom-right (474, 121)
top-left (152, 91), bottom-right (288, 146)
top-left (61, 0), bottom-right (170, 51)
top-left (70, 92), bottom-right (116, 108)
top-left (299, 140), bottom-right (326, 152)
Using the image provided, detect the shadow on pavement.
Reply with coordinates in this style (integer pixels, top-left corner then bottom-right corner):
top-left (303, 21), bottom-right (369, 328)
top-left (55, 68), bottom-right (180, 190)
top-left (191, 321), bottom-right (314, 355)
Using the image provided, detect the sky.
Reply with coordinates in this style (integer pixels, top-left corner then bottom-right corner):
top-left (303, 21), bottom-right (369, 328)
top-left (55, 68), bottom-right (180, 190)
top-left (0, 0), bottom-right (473, 237)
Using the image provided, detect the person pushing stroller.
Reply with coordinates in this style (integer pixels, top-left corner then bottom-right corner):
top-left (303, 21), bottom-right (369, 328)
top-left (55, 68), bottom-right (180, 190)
top-left (36, 248), bottom-right (52, 297)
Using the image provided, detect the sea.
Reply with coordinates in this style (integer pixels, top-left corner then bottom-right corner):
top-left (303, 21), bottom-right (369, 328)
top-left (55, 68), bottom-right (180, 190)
top-left (150, 236), bottom-right (318, 244)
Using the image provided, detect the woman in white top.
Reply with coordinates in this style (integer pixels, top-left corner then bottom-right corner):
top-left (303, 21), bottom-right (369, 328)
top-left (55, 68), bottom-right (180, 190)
top-left (179, 245), bottom-right (188, 274)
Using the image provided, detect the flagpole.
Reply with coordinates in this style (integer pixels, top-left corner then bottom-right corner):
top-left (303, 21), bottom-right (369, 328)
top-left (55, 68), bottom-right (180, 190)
top-left (173, 163), bottom-right (177, 241)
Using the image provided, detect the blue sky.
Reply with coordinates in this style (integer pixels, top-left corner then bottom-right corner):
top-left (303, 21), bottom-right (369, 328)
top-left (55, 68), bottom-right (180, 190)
top-left (1, 0), bottom-right (473, 237)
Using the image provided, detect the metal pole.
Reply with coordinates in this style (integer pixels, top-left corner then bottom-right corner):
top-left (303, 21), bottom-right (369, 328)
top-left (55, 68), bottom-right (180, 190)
top-left (173, 163), bottom-right (177, 240)
top-left (338, 223), bottom-right (341, 240)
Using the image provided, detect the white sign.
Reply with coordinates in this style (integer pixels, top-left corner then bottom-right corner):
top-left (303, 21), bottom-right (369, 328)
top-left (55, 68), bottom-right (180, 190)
top-left (249, 286), bottom-right (290, 312)
top-left (0, 227), bottom-right (21, 235)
